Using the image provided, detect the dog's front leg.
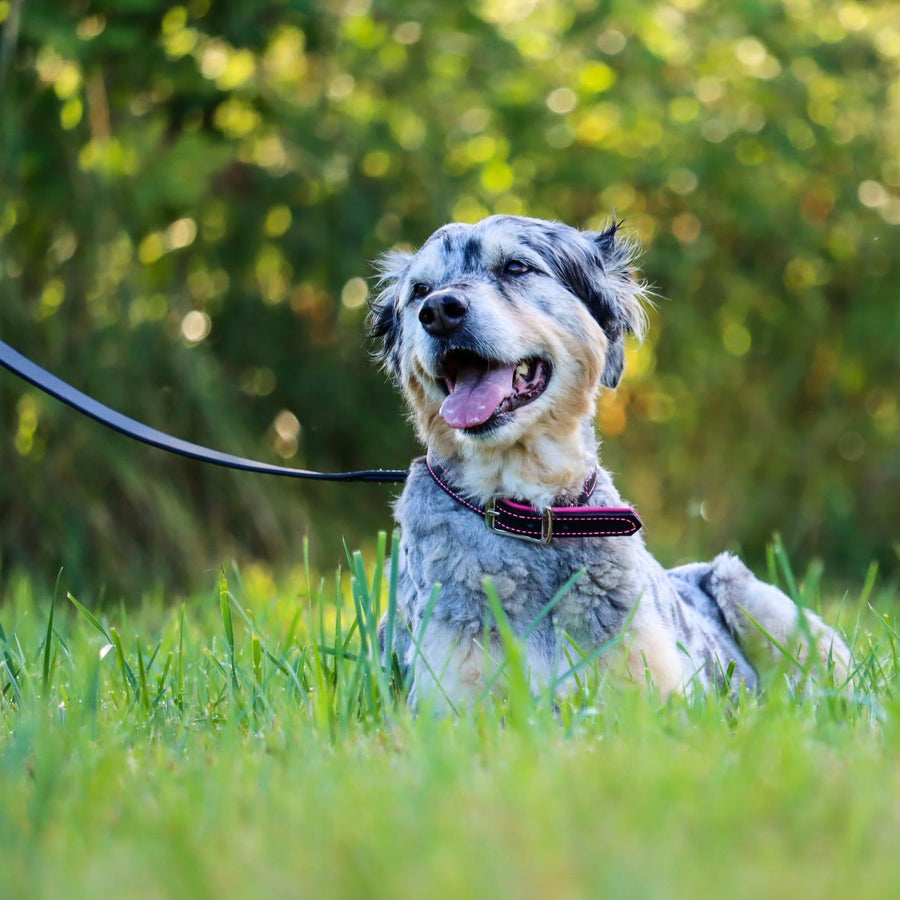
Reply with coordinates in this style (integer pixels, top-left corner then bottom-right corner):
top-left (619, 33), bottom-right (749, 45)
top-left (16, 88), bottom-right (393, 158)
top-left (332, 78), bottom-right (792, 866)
top-left (408, 618), bottom-right (569, 711)
top-left (408, 621), bottom-right (495, 713)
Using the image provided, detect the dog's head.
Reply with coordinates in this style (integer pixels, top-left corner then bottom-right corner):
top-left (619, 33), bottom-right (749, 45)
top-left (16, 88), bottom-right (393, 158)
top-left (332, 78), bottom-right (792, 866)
top-left (369, 215), bottom-right (647, 456)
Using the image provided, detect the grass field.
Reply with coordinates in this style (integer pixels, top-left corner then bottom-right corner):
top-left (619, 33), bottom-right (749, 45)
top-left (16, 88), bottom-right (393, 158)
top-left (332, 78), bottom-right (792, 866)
top-left (1, 535), bottom-right (898, 900)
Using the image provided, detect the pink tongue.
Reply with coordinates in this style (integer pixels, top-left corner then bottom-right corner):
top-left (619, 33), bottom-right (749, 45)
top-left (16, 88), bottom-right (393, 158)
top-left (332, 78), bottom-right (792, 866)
top-left (440, 363), bottom-right (516, 429)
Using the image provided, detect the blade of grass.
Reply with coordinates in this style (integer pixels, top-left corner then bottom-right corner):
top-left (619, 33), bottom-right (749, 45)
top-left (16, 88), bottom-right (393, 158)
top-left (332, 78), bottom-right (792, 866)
top-left (68, 592), bottom-right (112, 641)
top-left (771, 535), bottom-right (800, 604)
top-left (136, 638), bottom-right (150, 712)
top-left (154, 651), bottom-right (173, 706)
top-left (483, 577), bottom-right (532, 725)
top-left (203, 646), bottom-right (232, 686)
top-left (369, 531), bottom-right (387, 622)
top-left (252, 630), bottom-right (263, 689)
top-left (859, 562), bottom-right (879, 609)
top-left (219, 571), bottom-right (239, 692)
top-left (262, 644), bottom-right (306, 695)
top-left (41, 569), bottom-right (63, 696)
top-left (109, 626), bottom-right (137, 694)
top-left (0, 618), bottom-right (22, 705)
top-left (381, 530), bottom-right (401, 672)
top-left (177, 603), bottom-right (185, 711)
top-left (350, 548), bottom-right (391, 717)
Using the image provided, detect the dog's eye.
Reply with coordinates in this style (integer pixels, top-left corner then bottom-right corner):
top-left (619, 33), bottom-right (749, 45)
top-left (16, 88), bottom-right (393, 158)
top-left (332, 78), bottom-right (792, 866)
top-left (410, 282), bottom-right (431, 300)
top-left (503, 259), bottom-right (531, 276)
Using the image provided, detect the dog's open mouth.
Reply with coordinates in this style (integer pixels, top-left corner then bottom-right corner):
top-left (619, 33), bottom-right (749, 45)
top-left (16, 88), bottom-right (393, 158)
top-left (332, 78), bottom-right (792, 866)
top-left (437, 350), bottom-right (551, 432)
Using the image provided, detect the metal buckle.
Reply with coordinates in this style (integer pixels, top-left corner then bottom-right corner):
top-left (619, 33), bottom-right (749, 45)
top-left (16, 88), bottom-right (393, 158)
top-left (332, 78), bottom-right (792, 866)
top-left (485, 498), bottom-right (554, 544)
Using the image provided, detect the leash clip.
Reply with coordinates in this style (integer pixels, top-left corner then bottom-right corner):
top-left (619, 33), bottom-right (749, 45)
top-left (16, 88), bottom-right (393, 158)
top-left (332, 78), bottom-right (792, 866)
top-left (485, 498), bottom-right (554, 544)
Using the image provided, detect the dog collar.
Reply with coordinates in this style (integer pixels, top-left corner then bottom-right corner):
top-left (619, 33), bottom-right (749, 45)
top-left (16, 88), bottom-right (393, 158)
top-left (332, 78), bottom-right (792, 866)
top-left (425, 457), bottom-right (642, 544)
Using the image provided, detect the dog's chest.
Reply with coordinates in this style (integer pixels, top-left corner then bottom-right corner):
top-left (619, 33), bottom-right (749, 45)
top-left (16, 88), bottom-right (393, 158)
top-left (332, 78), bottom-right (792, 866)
top-left (396, 462), bottom-right (646, 640)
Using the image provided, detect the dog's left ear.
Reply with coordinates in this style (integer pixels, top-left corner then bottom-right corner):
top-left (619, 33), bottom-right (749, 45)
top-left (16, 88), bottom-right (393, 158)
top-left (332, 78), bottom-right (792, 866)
top-left (582, 222), bottom-right (649, 388)
top-left (367, 249), bottom-right (414, 380)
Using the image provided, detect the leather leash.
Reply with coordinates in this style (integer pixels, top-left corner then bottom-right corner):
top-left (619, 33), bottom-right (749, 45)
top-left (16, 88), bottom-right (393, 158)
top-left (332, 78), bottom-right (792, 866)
top-left (0, 338), bottom-right (408, 484)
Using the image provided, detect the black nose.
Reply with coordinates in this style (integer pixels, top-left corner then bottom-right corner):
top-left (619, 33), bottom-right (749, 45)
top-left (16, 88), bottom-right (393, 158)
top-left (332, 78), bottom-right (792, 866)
top-left (418, 293), bottom-right (469, 337)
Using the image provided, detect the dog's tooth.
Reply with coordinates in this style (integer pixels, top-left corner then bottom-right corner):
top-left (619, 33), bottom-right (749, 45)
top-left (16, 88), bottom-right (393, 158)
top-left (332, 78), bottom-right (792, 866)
top-left (515, 361), bottom-right (529, 378)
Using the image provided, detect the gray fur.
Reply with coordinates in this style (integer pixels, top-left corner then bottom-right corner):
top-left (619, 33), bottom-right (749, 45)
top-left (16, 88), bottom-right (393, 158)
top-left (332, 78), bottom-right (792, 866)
top-left (372, 215), bottom-right (851, 709)
top-left (387, 459), bottom-right (761, 706)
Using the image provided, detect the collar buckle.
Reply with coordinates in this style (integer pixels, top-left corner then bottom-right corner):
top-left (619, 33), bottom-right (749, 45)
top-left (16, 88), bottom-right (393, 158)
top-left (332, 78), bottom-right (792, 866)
top-left (485, 498), bottom-right (554, 544)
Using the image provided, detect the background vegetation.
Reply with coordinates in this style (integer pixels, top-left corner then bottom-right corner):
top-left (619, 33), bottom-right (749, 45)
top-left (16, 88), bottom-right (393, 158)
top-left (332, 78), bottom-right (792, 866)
top-left (1, 0), bottom-right (898, 596)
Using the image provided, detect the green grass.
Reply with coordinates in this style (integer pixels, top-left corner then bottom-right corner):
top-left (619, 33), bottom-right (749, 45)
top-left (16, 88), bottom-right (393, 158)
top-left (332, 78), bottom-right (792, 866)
top-left (0, 535), bottom-right (898, 900)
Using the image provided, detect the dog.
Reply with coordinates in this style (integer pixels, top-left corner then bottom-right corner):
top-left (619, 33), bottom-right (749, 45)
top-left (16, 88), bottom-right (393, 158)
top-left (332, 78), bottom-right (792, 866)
top-left (368, 214), bottom-right (851, 710)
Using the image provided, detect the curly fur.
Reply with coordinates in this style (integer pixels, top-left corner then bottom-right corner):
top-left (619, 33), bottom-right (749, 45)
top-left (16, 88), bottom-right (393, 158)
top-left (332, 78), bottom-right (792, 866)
top-left (369, 215), bottom-right (850, 710)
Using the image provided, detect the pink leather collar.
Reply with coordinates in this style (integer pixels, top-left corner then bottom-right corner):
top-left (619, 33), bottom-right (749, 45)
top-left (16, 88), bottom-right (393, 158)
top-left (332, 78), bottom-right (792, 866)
top-left (425, 457), bottom-right (642, 544)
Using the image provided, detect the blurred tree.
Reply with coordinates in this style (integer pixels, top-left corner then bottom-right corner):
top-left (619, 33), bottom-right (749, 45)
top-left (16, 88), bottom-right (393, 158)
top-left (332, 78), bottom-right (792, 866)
top-left (1, 0), bottom-right (898, 597)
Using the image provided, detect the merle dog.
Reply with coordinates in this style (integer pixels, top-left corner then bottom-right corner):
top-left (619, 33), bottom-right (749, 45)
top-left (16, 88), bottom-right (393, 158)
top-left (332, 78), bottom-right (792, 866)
top-left (369, 215), bottom-right (850, 710)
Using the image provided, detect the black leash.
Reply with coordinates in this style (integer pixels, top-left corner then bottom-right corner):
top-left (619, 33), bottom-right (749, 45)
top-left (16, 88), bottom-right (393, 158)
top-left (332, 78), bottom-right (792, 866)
top-left (0, 338), bottom-right (408, 484)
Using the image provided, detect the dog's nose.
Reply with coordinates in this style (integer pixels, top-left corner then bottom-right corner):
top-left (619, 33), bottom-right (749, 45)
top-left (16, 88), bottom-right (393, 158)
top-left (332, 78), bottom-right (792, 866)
top-left (418, 293), bottom-right (469, 337)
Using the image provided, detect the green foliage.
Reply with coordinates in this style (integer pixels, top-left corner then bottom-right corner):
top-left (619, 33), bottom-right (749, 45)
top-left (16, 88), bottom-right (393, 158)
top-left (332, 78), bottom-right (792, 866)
top-left (0, 0), bottom-right (898, 592)
top-left (0, 536), bottom-right (898, 899)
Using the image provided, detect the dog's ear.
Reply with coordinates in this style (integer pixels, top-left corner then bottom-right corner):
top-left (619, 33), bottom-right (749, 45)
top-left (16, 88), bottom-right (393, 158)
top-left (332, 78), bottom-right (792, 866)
top-left (536, 220), bottom-right (648, 388)
top-left (582, 221), bottom-right (649, 389)
top-left (367, 249), bottom-right (413, 379)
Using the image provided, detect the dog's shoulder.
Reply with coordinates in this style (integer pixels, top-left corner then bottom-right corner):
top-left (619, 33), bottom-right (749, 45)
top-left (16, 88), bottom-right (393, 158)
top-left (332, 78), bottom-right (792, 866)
top-left (393, 456), bottom-right (471, 536)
